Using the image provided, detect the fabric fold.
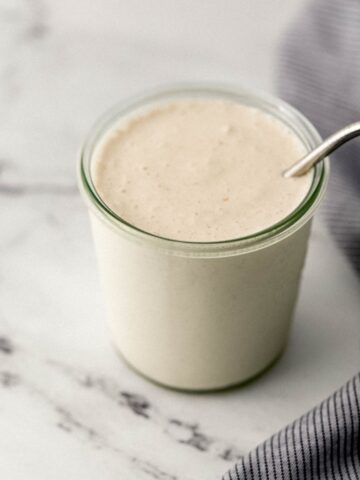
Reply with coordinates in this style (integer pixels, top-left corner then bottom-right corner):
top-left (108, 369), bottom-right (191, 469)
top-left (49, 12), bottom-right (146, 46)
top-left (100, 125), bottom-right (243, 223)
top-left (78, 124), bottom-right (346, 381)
top-left (277, 0), bottom-right (360, 274)
top-left (223, 373), bottom-right (360, 480)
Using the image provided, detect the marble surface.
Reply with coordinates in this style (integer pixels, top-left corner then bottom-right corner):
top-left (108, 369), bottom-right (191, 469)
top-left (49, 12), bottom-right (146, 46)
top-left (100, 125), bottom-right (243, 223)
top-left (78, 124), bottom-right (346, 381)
top-left (0, 1), bottom-right (359, 479)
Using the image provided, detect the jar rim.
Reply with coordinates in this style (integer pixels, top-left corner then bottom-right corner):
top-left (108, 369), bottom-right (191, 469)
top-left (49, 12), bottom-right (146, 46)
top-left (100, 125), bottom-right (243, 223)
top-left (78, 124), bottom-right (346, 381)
top-left (78, 83), bottom-right (329, 258)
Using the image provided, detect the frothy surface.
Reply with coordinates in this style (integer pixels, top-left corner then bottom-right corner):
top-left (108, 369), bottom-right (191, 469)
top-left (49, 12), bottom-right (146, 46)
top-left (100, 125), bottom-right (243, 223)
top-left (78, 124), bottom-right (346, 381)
top-left (93, 99), bottom-right (312, 242)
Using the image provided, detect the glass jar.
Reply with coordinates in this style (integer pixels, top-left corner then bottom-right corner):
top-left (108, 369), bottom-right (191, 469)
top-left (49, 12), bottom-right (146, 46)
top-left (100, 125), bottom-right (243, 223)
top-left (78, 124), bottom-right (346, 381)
top-left (78, 85), bottom-right (329, 391)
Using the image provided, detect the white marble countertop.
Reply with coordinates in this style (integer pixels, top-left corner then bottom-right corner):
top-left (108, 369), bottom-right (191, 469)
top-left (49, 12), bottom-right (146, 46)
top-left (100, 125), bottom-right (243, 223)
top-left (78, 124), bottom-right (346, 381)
top-left (1, 1), bottom-right (359, 479)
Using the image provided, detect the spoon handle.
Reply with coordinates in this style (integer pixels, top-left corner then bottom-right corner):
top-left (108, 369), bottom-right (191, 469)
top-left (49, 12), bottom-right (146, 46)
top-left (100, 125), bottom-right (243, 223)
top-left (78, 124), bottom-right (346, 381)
top-left (283, 121), bottom-right (360, 178)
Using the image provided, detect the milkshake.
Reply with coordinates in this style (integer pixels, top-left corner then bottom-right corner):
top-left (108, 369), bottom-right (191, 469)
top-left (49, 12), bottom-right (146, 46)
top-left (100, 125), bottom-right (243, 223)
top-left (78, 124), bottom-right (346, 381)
top-left (79, 86), bottom-right (328, 390)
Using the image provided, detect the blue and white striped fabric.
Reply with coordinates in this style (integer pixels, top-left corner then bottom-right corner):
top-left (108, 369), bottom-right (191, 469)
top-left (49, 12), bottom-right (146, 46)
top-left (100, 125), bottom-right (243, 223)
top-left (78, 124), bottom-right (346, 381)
top-left (278, 0), bottom-right (360, 275)
top-left (224, 374), bottom-right (360, 480)
top-left (223, 1), bottom-right (360, 478)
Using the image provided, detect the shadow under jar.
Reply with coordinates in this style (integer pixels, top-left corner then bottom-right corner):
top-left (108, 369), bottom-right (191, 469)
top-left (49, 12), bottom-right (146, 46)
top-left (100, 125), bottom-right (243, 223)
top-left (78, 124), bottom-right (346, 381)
top-left (78, 85), bottom-right (329, 391)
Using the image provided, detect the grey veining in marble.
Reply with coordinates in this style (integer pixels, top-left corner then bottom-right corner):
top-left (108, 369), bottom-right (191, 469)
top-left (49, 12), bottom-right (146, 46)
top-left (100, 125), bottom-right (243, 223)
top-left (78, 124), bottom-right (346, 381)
top-left (0, 1), bottom-right (359, 479)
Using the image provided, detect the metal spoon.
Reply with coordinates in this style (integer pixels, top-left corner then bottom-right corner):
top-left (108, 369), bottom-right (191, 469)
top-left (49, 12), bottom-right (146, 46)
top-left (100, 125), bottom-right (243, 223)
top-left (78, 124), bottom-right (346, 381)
top-left (283, 121), bottom-right (360, 178)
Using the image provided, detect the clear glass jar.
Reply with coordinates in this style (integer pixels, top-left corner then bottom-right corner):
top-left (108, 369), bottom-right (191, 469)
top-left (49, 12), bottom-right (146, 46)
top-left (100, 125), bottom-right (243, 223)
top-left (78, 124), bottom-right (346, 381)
top-left (78, 85), bottom-right (329, 390)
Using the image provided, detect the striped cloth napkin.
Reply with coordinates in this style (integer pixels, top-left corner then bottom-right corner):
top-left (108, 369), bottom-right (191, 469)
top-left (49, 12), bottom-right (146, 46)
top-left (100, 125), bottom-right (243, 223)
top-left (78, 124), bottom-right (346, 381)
top-left (278, 0), bottom-right (360, 275)
top-left (224, 374), bottom-right (360, 480)
top-left (224, 1), bottom-right (360, 478)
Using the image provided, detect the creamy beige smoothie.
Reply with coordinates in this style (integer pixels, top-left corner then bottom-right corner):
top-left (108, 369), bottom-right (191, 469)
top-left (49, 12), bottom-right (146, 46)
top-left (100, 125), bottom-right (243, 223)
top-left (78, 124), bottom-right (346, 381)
top-left (93, 100), bottom-right (311, 241)
top-left (79, 87), bottom-right (328, 390)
